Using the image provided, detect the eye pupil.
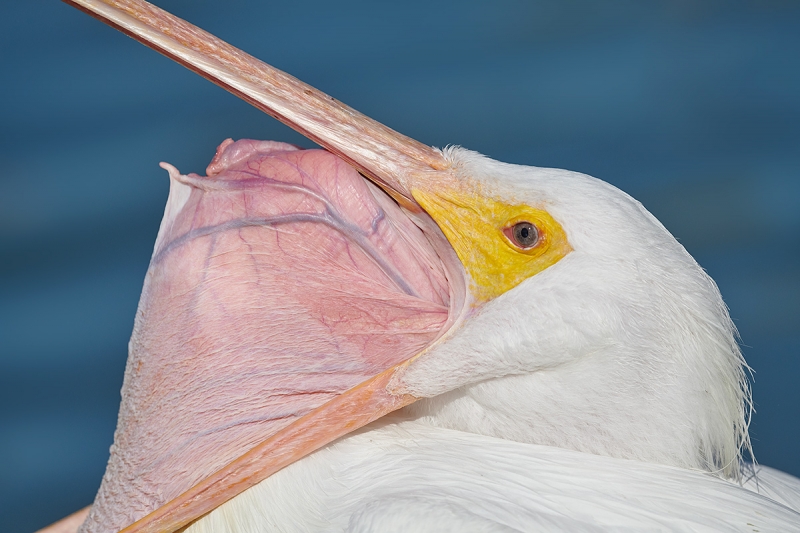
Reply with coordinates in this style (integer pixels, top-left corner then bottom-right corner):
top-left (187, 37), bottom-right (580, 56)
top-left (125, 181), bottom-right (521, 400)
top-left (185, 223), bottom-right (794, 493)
top-left (512, 222), bottom-right (539, 248)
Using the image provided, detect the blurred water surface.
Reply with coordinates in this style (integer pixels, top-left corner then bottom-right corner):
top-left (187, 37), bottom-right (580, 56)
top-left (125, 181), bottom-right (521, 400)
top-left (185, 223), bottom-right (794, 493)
top-left (1, 1), bottom-right (798, 531)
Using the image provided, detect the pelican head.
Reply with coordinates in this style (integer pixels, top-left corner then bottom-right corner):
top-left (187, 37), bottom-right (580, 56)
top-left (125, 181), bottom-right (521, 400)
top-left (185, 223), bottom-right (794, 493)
top-left (399, 146), bottom-right (750, 478)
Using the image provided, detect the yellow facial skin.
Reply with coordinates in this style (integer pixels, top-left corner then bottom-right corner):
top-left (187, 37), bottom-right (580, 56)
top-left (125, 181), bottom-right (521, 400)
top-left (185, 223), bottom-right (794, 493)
top-left (412, 185), bottom-right (572, 304)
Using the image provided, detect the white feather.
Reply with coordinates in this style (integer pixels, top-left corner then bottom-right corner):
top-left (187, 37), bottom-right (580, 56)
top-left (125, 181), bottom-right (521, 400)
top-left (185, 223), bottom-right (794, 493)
top-left (187, 419), bottom-right (800, 533)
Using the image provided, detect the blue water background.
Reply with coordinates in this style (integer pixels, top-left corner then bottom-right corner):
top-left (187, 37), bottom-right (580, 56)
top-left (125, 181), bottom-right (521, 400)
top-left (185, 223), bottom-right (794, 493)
top-left (1, 1), bottom-right (798, 531)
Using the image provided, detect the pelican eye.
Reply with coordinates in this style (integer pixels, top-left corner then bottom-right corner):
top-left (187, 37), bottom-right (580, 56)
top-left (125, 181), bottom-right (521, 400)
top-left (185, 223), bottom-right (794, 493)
top-left (411, 187), bottom-right (571, 302)
top-left (505, 221), bottom-right (539, 249)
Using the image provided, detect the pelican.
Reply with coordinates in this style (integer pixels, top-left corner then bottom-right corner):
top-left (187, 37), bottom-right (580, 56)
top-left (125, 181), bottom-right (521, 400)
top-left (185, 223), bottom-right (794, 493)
top-left (41, 1), bottom-right (800, 532)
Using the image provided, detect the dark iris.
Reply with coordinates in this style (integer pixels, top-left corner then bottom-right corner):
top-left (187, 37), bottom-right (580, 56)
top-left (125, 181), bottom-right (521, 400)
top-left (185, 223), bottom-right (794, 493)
top-left (512, 222), bottom-right (539, 248)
